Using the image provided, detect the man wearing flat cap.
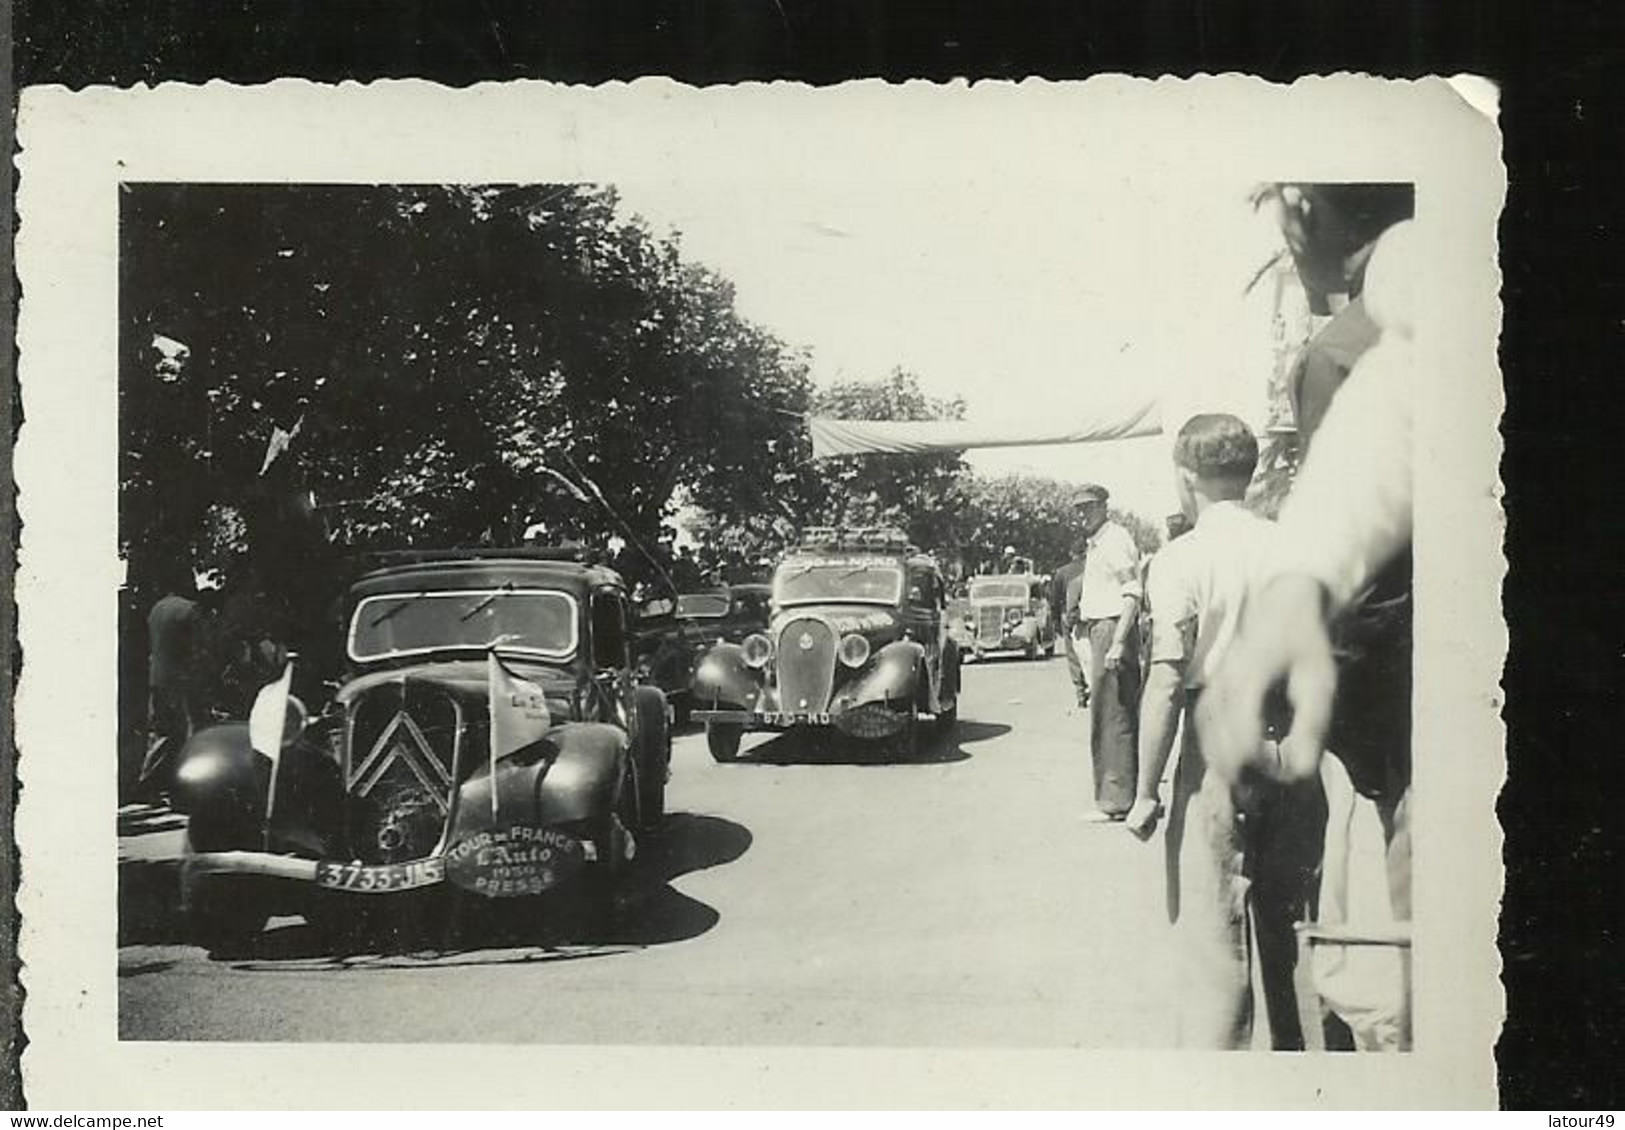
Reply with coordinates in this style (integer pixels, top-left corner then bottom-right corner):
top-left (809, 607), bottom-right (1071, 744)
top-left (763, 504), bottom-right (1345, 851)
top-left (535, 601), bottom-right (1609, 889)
top-left (1073, 484), bottom-right (1143, 821)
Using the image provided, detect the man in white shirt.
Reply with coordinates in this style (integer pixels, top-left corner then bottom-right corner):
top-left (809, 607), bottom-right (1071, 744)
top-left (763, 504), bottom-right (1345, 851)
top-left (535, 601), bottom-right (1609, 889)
top-left (1073, 485), bottom-right (1143, 820)
top-left (1126, 413), bottom-right (1324, 1048)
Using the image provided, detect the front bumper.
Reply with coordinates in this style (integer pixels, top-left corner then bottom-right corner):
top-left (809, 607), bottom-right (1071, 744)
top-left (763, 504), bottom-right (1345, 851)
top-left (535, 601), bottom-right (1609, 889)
top-left (185, 833), bottom-right (606, 898)
top-left (693, 704), bottom-right (925, 738)
top-left (970, 637), bottom-right (1037, 655)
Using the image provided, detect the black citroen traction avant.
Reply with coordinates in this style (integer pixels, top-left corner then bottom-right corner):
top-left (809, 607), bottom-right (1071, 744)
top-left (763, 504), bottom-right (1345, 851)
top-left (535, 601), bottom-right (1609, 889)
top-left (169, 548), bottom-right (670, 953)
top-left (690, 527), bottom-right (961, 763)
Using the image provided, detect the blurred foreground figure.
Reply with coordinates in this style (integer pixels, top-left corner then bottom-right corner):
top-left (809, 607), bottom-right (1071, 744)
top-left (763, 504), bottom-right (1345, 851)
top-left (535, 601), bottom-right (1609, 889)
top-left (1197, 218), bottom-right (1418, 1050)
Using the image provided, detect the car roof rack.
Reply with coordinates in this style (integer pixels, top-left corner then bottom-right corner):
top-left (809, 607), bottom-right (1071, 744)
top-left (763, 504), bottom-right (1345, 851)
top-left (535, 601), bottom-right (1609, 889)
top-left (795, 526), bottom-right (917, 553)
top-left (349, 545), bottom-right (598, 571)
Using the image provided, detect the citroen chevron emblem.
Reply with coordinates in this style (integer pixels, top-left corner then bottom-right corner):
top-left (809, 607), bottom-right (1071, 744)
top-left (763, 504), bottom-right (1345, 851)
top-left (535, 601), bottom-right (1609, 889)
top-left (350, 710), bottom-right (452, 813)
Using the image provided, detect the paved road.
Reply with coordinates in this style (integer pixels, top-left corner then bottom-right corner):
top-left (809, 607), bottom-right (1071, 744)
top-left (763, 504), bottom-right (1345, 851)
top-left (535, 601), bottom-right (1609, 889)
top-left (119, 655), bottom-right (1180, 1045)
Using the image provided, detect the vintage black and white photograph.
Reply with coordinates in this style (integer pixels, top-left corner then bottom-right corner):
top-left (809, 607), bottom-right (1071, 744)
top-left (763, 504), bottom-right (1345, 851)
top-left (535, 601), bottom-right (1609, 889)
top-left (17, 78), bottom-right (1504, 1107)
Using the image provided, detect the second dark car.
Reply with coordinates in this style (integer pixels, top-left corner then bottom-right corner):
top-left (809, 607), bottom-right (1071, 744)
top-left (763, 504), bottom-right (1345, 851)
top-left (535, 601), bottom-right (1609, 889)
top-left (690, 528), bottom-right (961, 762)
top-left (633, 583), bottom-right (773, 726)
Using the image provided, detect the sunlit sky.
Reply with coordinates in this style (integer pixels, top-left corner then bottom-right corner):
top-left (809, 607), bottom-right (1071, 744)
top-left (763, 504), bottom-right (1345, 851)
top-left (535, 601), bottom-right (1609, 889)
top-left (615, 172), bottom-right (1290, 523)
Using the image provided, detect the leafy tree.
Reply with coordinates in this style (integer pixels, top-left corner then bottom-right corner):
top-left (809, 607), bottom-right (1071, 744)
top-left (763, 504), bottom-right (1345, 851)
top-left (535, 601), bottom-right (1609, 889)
top-left (957, 473), bottom-right (1085, 574)
top-left (119, 183), bottom-right (815, 611)
top-left (806, 368), bottom-right (969, 549)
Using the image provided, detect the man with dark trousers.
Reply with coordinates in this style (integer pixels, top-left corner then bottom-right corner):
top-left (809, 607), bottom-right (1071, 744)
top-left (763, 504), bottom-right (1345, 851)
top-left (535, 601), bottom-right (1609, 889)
top-left (1073, 485), bottom-right (1142, 821)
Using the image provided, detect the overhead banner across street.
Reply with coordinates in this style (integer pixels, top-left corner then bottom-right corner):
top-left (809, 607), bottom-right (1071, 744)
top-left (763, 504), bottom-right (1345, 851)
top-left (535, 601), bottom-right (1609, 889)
top-left (806, 394), bottom-right (1164, 458)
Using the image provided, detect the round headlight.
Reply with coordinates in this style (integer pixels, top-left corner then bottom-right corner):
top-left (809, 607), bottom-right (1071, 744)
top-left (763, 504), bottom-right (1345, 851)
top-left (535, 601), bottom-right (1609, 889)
top-left (838, 633), bottom-right (871, 668)
top-left (1006, 607), bottom-right (1025, 625)
top-left (742, 633), bottom-right (774, 668)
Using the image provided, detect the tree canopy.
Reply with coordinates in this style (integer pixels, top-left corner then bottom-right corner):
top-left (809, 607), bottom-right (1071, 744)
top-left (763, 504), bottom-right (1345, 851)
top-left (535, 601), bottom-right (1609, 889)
top-left (120, 183), bottom-right (814, 598)
top-left (122, 183), bottom-right (1164, 613)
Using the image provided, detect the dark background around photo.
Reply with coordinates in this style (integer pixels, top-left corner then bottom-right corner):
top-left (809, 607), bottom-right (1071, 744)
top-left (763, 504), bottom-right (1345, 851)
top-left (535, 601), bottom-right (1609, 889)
top-left (7, 0), bottom-right (1623, 1110)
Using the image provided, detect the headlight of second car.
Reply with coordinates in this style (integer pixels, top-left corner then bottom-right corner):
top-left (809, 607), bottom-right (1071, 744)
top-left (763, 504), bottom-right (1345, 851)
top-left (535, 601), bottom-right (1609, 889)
top-left (742, 633), bottom-right (774, 668)
top-left (838, 633), bottom-right (871, 668)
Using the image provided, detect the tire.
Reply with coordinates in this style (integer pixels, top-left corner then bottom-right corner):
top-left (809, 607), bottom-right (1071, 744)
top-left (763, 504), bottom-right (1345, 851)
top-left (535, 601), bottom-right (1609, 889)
top-left (631, 686), bottom-right (669, 829)
top-left (707, 722), bottom-right (743, 763)
top-left (935, 701), bottom-right (958, 738)
top-left (885, 712), bottom-right (921, 761)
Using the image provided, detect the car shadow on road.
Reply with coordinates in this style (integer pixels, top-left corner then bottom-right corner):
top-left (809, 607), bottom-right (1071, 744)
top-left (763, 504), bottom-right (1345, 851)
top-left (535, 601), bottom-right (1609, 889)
top-left (212, 811), bottom-right (751, 970)
top-left (740, 719), bottom-right (1006, 767)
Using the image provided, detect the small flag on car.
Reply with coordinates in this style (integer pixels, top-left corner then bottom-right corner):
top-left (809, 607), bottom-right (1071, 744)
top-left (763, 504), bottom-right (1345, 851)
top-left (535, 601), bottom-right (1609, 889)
top-left (248, 660), bottom-right (294, 823)
top-left (487, 650), bottom-right (552, 817)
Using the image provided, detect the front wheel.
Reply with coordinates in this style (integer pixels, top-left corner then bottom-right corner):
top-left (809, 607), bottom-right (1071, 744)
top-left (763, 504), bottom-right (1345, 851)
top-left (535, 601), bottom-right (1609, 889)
top-left (631, 686), bottom-right (670, 829)
top-left (707, 722), bottom-right (743, 763)
top-left (885, 712), bottom-right (921, 761)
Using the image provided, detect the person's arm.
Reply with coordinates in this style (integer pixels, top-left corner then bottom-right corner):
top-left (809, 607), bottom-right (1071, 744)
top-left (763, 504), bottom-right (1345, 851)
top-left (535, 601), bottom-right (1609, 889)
top-left (1126, 551), bottom-right (1189, 839)
top-left (1127, 660), bottom-right (1184, 840)
top-left (1273, 337), bottom-right (1412, 614)
top-left (1103, 527), bottom-right (1144, 670)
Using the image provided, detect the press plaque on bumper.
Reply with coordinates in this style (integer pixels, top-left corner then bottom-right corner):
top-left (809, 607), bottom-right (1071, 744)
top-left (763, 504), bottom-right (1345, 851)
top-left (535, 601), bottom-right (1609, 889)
top-left (444, 825), bottom-right (589, 898)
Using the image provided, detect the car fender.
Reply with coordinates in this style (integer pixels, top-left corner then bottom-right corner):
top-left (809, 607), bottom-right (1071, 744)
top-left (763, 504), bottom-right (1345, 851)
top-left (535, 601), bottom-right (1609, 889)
top-left (449, 721), bottom-right (629, 838)
top-left (843, 639), bottom-right (925, 709)
top-left (171, 723), bottom-right (342, 855)
top-left (690, 642), bottom-right (762, 709)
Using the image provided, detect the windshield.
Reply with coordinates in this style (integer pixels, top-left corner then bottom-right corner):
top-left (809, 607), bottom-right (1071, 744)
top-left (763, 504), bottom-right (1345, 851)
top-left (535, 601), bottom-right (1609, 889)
top-left (349, 589), bottom-right (578, 662)
top-left (969, 580), bottom-right (1029, 601)
top-left (773, 557), bottom-right (904, 607)
top-left (675, 593), bottom-right (731, 619)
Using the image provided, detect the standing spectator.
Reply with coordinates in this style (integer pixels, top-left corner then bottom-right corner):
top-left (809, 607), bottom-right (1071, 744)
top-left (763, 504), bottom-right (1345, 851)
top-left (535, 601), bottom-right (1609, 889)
top-left (139, 561), bottom-right (208, 791)
top-left (1125, 414), bottom-right (1323, 1048)
top-left (1073, 485), bottom-right (1143, 821)
top-left (206, 558), bottom-right (294, 717)
top-left (1049, 537), bottom-right (1091, 708)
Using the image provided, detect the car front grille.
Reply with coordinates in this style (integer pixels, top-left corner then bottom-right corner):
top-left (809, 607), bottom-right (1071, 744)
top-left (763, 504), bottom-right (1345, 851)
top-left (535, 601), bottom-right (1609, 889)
top-left (976, 605), bottom-right (1013, 643)
top-left (345, 682), bottom-right (465, 863)
top-left (775, 617), bottom-right (836, 713)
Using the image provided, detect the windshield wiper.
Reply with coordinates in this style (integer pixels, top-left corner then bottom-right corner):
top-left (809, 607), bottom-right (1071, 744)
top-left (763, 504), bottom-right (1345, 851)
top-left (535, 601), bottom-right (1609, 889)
top-left (836, 565), bottom-right (877, 580)
top-left (369, 591), bottom-right (432, 628)
top-left (459, 581), bottom-right (516, 622)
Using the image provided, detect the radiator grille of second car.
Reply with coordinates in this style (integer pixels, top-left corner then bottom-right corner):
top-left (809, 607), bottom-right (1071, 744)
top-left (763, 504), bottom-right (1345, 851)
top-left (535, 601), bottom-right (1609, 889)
top-left (776, 617), bottom-right (836, 712)
top-left (345, 683), bottom-right (462, 864)
top-left (976, 605), bottom-right (1010, 643)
